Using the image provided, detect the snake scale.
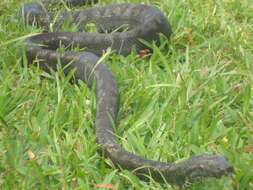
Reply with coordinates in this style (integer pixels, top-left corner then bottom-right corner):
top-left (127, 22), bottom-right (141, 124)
top-left (21, 0), bottom-right (233, 187)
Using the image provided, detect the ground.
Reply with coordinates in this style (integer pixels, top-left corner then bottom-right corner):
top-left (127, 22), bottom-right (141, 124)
top-left (0, 0), bottom-right (252, 189)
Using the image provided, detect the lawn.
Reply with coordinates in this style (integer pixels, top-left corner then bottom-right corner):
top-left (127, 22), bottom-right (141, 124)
top-left (0, 0), bottom-right (252, 189)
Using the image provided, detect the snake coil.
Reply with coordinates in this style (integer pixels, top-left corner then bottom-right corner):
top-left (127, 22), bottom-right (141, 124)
top-left (21, 0), bottom-right (233, 187)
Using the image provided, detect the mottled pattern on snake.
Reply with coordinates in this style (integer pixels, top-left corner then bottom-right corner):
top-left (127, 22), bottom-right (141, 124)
top-left (21, 0), bottom-right (233, 187)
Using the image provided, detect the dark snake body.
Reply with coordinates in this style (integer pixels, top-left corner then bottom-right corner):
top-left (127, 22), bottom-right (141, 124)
top-left (21, 0), bottom-right (233, 187)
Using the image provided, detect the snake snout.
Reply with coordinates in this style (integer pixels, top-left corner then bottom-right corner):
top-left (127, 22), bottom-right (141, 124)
top-left (211, 156), bottom-right (234, 177)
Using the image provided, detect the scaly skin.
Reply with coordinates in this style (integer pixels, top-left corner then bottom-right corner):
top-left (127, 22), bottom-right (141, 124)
top-left (21, 0), bottom-right (233, 187)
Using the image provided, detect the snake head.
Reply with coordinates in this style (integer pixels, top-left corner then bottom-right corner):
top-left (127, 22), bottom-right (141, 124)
top-left (168, 154), bottom-right (233, 187)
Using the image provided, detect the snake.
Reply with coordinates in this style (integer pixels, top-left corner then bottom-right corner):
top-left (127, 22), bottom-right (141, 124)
top-left (21, 0), bottom-right (233, 187)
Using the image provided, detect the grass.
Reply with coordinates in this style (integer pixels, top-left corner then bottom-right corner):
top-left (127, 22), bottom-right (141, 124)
top-left (0, 0), bottom-right (252, 189)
